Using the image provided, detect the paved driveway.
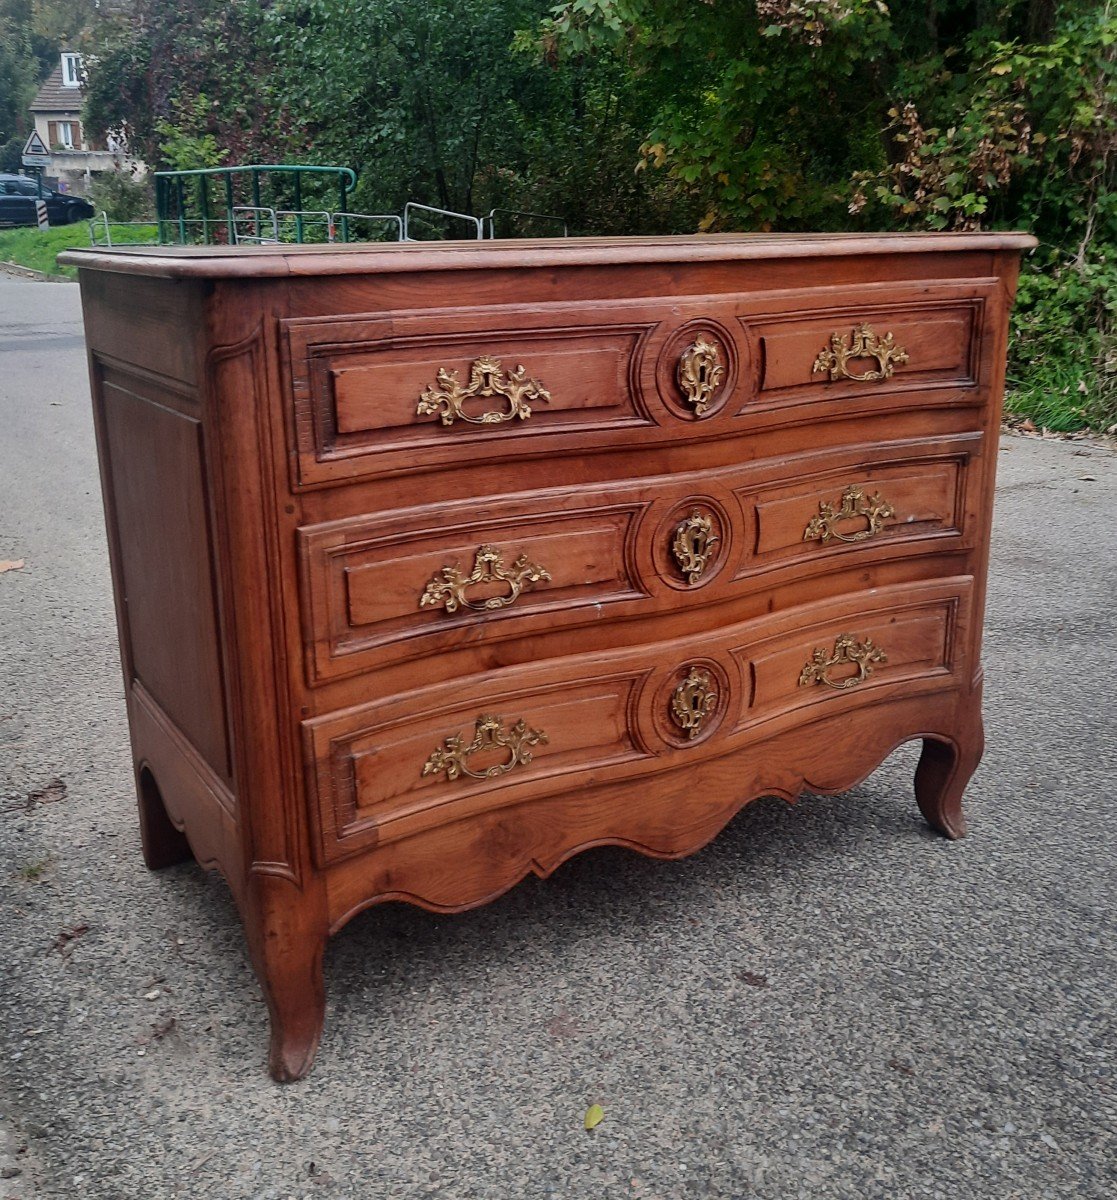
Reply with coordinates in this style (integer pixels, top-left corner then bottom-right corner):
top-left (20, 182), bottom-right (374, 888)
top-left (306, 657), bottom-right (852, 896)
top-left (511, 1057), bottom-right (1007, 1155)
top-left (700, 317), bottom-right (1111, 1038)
top-left (1, 274), bottom-right (1115, 1199)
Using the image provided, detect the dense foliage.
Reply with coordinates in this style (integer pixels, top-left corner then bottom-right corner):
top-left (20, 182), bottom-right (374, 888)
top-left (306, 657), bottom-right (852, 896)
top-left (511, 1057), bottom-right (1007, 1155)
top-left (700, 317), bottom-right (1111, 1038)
top-left (536, 0), bottom-right (1116, 428)
top-left (7, 0), bottom-right (1117, 426)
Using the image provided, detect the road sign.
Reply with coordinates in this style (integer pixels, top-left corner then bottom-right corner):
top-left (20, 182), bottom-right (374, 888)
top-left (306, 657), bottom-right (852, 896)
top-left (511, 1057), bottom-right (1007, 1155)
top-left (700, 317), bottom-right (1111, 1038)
top-left (22, 131), bottom-right (50, 168)
top-left (35, 200), bottom-right (49, 230)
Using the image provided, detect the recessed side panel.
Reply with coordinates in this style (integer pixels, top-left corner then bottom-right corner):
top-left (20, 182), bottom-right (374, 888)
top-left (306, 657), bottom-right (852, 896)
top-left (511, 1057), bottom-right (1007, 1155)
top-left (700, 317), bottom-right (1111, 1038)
top-left (96, 366), bottom-right (231, 782)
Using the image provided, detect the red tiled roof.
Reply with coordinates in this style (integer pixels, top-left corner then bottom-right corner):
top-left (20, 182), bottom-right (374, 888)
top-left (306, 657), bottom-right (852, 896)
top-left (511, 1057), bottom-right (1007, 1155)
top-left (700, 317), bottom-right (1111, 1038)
top-left (30, 64), bottom-right (84, 114)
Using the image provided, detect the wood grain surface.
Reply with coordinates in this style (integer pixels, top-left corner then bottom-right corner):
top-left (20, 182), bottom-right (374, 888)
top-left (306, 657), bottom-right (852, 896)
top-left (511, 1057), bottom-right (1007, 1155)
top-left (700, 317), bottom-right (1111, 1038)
top-left (69, 232), bottom-right (1032, 1080)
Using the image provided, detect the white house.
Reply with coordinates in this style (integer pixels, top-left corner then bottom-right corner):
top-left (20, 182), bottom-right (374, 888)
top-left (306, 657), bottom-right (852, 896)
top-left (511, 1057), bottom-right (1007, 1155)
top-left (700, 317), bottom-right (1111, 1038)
top-left (29, 52), bottom-right (127, 187)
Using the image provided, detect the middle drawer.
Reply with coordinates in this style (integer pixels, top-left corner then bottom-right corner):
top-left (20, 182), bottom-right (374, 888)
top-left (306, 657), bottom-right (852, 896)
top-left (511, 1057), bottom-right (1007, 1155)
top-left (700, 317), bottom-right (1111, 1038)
top-left (298, 432), bottom-right (981, 684)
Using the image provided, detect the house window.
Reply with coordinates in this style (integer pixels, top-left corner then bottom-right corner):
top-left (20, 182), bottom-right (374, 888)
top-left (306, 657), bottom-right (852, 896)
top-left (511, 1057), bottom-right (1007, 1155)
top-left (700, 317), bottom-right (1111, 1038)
top-left (61, 53), bottom-right (82, 87)
top-left (50, 121), bottom-right (76, 149)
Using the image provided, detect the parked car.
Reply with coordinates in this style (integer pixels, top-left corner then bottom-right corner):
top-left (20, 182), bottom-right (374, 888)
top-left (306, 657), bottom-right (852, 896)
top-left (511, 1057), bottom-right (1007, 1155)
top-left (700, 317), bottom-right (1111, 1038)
top-left (0, 174), bottom-right (96, 227)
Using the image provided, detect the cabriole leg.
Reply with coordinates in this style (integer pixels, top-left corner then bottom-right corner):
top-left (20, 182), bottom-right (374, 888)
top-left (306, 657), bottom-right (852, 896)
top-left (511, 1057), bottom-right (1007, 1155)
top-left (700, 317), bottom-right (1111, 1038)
top-left (914, 721), bottom-right (984, 840)
top-left (259, 933), bottom-right (327, 1083)
top-left (245, 877), bottom-right (329, 1082)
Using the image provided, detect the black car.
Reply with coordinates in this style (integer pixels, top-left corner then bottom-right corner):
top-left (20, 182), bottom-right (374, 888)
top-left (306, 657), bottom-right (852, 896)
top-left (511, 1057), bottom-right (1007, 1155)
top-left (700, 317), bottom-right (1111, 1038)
top-left (0, 173), bottom-right (96, 227)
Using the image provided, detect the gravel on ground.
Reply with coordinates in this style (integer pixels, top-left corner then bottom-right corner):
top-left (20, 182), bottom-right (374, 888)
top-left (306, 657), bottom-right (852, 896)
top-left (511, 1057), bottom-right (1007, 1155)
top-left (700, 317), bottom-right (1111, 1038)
top-left (1, 275), bottom-right (1115, 1200)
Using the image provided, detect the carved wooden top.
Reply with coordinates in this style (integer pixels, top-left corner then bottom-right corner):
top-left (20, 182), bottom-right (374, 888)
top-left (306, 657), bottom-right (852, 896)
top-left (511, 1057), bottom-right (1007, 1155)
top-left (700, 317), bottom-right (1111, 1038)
top-left (60, 231), bottom-right (1036, 280)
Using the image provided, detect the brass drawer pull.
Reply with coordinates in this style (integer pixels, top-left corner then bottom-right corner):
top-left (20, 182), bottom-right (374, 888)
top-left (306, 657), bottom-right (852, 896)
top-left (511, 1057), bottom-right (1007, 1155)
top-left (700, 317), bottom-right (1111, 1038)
top-left (672, 510), bottom-right (720, 583)
top-left (799, 634), bottom-right (887, 690)
top-left (420, 544), bottom-right (551, 613)
top-left (670, 666), bottom-right (718, 739)
top-left (677, 337), bottom-right (724, 415)
top-left (803, 485), bottom-right (895, 544)
top-left (422, 714), bottom-right (548, 783)
top-left (812, 324), bottom-right (909, 382)
top-left (416, 354), bottom-right (549, 427)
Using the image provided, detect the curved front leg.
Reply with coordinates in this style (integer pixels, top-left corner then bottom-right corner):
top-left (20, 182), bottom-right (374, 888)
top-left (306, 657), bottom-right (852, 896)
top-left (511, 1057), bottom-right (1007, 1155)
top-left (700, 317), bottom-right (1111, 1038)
top-left (245, 873), bottom-right (329, 1082)
top-left (914, 720), bottom-right (984, 840)
top-left (260, 932), bottom-right (327, 1082)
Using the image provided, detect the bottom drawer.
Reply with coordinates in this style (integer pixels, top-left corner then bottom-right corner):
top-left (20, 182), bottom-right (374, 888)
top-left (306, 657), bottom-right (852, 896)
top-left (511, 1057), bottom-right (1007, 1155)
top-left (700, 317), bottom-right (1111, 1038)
top-left (305, 576), bottom-right (973, 863)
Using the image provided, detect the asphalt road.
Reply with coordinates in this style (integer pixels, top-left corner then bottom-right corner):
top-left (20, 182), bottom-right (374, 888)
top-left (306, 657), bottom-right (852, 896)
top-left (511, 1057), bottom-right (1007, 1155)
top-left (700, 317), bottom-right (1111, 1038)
top-left (1, 273), bottom-right (1115, 1200)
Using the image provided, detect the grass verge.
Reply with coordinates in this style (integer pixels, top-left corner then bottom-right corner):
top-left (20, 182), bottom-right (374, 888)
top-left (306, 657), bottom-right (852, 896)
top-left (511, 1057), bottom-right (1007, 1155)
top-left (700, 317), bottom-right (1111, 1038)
top-left (0, 223), bottom-right (158, 279)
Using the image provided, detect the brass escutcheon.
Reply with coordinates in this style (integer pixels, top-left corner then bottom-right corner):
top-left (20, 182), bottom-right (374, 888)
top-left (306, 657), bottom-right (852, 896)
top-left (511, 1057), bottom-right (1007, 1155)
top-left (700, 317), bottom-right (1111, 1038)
top-left (677, 337), bottom-right (725, 415)
top-left (803, 485), bottom-right (896, 544)
top-left (420, 544), bottom-right (551, 613)
top-left (811, 324), bottom-right (909, 383)
top-left (416, 354), bottom-right (549, 427)
top-left (671, 510), bottom-right (720, 584)
top-left (670, 666), bottom-right (719, 739)
top-left (798, 634), bottom-right (887, 690)
top-left (422, 714), bottom-right (548, 783)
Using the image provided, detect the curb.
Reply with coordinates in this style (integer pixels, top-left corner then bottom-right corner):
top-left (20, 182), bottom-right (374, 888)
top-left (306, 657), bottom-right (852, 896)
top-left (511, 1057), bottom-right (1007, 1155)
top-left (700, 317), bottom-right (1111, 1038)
top-left (0, 260), bottom-right (72, 283)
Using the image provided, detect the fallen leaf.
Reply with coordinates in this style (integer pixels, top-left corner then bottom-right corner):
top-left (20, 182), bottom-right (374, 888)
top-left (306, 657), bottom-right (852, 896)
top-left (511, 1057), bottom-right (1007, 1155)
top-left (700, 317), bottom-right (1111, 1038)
top-left (1019, 418), bottom-right (1037, 432)
top-left (0, 559), bottom-right (25, 573)
top-left (50, 924), bottom-right (89, 957)
top-left (736, 969), bottom-right (769, 988)
top-left (584, 1104), bottom-right (604, 1131)
top-left (28, 778), bottom-right (66, 805)
top-left (3, 777), bottom-right (67, 815)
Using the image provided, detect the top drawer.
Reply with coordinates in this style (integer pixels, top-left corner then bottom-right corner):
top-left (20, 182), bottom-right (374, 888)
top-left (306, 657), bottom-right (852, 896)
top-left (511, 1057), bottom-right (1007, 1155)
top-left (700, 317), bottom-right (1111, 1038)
top-left (280, 283), bottom-right (994, 489)
top-left (283, 304), bottom-right (657, 489)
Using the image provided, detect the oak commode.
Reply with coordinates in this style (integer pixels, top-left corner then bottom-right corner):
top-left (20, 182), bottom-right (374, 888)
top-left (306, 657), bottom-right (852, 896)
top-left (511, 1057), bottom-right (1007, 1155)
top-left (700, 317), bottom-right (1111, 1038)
top-left (62, 231), bottom-right (1034, 1080)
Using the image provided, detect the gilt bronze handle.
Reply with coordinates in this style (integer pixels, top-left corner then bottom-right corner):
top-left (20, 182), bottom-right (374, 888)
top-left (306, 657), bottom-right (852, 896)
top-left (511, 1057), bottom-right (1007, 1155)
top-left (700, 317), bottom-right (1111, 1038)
top-left (422, 714), bottom-right (548, 783)
top-left (798, 634), bottom-right (887, 691)
top-left (812, 324), bottom-right (909, 383)
top-left (803, 485), bottom-right (896, 544)
top-left (420, 544), bottom-right (551, 613)
top-left (416, 354), bottom-right (549, 427)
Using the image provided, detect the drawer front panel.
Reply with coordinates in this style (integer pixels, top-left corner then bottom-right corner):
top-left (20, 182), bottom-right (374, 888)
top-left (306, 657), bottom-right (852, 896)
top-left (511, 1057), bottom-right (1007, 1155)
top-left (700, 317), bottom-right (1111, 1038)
top-left (740, 452), bottom-right (966, 574)
top-left (738, 286), bottom-right (991, 416)
top-left (299, 489), bottom-right (649, 683)
top-left (307, 670), bottom-right (653, 861)
top-left (738, 596), bottom-right (957, 730)
top-left (306, 576), bottom-right (972, 863)
top-left (283, 306), bottom-right (661, 486)
top-left (298, 435), bottom-right (980, 682)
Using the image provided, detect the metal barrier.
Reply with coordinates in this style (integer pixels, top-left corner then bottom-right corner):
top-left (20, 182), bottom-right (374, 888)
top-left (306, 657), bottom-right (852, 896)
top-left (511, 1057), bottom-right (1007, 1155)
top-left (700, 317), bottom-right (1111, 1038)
top-left (484, 208), bottom-right (569, 238)
top-left (334, 212), bottom-right (404, 243)
top-left (154, 164), bottom-right (358, 245)
top-left (230, 206), bottom-right (279, 245)
top-left (87, 213), bottom-right (161, 248)
top-left (144, 162), bottom-right (571, 247)
top-left (403, 201), bottom-right (483, 241)
top-left (229, 209), bottom-right (405, 245)
top-left (276, 209), bottom-right (332, 244)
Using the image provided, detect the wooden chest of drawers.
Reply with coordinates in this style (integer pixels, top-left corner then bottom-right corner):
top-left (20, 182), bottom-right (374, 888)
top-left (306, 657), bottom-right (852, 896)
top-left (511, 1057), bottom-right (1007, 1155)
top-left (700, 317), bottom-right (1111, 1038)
top-left (64, 232), bottom-right (1034, 1080)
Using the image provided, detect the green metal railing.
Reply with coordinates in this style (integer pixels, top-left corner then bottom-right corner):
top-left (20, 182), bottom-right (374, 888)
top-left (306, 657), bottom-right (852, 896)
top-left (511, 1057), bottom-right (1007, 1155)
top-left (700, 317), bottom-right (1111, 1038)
top-left (154, 165), bottom-right (358, 245)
